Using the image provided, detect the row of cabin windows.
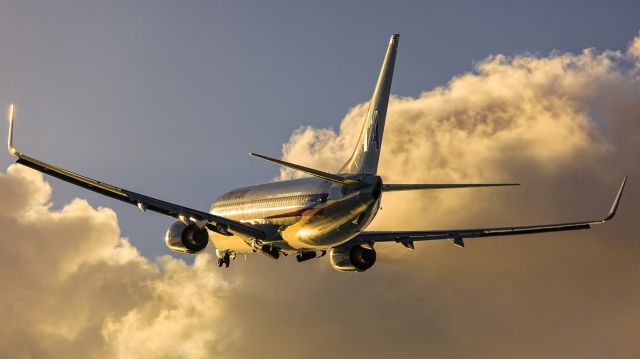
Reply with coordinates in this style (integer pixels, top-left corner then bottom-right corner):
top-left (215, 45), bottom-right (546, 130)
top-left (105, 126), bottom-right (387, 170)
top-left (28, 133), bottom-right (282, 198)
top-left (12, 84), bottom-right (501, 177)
top-left (214, 194), bottom-right (319, 211)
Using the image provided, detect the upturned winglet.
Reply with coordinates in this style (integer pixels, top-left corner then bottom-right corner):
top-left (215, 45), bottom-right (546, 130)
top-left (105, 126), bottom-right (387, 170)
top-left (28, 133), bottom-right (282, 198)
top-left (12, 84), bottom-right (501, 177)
top-left (603, 176), bottom-right (627, 222)
top-left (7, 103), bottom-right (18, 156)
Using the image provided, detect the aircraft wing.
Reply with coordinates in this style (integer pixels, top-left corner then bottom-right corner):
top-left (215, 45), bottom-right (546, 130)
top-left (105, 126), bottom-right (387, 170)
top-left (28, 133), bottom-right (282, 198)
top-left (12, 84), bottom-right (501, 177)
top-left (6, 104), bottom-right (265, 240)
top-left (350, 176), bottom-right (626, 248)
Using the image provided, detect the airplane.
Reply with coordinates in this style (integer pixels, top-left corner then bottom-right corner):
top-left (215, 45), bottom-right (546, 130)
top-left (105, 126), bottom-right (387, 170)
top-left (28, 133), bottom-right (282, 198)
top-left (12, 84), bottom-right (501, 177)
top-left (6, 34), bottom-right (627, 272)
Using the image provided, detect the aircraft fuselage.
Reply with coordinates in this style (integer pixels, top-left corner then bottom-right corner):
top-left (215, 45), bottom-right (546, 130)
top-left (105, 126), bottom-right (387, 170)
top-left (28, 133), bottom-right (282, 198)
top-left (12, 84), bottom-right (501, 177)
top-left (209, 176), bottom-right (382, 253)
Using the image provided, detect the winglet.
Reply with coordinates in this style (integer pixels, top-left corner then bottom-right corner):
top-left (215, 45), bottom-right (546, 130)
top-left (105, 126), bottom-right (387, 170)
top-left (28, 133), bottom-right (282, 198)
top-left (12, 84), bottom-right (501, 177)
top-left (603, 176), bottom-right (627, 222)
top-left (7, 103), bottom-right (18, 157)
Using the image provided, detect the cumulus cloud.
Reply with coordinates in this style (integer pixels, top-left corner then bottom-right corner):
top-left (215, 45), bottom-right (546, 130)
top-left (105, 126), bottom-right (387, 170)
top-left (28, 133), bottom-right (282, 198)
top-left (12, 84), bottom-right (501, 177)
top-left (279, 36), bottom-right (640, 232)
top-left (264, 34), bottom-right (640, 358)
top-left (0, 165), bottom-right (236, 358)
top-left (2, 35), bottom-right (640, 359)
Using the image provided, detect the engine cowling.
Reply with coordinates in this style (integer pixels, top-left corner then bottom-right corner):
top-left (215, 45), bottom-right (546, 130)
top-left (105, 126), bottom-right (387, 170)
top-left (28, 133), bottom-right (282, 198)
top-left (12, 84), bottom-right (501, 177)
top-left (165, 221), bottom-right (209, 254)
top-left (330, 245), bottom-right (376, 272)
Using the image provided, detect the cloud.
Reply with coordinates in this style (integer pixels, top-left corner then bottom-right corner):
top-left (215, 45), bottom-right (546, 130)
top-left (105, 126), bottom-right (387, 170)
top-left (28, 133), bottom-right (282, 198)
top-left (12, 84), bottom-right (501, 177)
top-left (2, 35), bottom-right (640, 358)
top-left (279, 37), bottom-right (640, 233)
top-left (0, 165), bottom-right (236, 358)
top-left (266, 35), bottom-right (640, 358)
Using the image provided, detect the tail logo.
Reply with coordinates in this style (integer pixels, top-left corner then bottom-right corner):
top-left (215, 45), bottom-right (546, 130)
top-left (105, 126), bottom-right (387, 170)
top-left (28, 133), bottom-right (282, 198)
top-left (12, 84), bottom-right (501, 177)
top-left (363, 110), bottom-right (380, 153)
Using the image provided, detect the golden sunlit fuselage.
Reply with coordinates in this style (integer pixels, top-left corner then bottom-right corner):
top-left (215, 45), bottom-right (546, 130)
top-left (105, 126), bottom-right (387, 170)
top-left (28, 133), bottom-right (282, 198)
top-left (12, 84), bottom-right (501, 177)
top-left (209, 176), bottom-right (382, 254)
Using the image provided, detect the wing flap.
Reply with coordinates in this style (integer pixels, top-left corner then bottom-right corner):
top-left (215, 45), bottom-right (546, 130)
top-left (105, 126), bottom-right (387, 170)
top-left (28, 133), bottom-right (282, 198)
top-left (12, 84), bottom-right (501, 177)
top-left (355, 222), bottom-right (592, 244)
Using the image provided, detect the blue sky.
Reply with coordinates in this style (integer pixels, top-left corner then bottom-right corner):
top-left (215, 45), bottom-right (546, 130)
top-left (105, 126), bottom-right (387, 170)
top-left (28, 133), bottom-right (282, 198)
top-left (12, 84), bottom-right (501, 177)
top-left (0, 0), bottom-right (638, 259)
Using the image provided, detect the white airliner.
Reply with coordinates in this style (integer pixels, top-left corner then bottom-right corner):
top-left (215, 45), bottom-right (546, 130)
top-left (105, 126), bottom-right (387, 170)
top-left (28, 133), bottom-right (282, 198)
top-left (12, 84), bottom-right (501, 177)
top-left (7, 34), bottom-right (627, 271)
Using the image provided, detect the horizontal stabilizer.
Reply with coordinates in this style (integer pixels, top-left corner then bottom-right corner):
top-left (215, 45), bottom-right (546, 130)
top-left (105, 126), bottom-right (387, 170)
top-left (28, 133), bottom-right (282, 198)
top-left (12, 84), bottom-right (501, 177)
top-left (382, 183), bottom-right (520, 192)
top-left (250, 153), bottom-right (364, 187)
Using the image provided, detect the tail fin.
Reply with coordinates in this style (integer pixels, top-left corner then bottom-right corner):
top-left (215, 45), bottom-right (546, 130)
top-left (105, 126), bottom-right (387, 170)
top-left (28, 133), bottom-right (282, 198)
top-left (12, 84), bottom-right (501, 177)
top-left (340, 34), bottom-right (399, 175)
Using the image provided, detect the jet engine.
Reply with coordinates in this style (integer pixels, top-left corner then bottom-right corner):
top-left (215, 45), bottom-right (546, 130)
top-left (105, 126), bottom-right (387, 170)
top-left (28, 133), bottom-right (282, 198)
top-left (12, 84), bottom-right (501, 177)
top-left (329, 245), bottom-right (376, 272)
top-left (165, 221), bottom-right (209, 254)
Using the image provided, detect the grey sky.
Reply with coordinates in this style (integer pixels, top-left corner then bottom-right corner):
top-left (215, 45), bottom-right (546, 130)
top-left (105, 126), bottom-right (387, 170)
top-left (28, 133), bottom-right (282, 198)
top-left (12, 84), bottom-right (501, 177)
top-left (0, 0), bottom-right (637, 258)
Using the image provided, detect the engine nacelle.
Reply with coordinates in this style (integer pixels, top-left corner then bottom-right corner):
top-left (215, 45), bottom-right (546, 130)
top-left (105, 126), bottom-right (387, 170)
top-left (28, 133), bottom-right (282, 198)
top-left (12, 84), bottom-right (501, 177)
top-left (330, 245), bottom-right (376, 272)
top-left (165, 221), bottom-right (209, 254)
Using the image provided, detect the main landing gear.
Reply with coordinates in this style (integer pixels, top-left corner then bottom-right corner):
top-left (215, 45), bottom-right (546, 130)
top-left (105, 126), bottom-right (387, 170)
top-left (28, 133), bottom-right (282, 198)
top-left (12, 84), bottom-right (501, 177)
top-left (217, 252), bottom-right (231, 268)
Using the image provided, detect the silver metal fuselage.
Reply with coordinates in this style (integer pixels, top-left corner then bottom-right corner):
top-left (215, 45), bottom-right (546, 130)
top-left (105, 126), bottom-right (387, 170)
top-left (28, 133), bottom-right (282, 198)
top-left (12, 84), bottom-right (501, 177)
top-left (209, 176), bottom-right (382, 253)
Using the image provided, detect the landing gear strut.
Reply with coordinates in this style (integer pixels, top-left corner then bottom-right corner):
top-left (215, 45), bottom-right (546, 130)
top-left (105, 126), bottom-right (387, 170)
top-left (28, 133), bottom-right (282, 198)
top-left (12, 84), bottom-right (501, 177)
top-left (217, 252), bottom-right (231, 268)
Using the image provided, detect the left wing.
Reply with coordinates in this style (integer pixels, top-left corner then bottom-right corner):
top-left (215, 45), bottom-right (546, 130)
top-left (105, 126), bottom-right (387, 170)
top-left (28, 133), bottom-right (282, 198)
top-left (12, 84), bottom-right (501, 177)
top-left (350, 176), bottom-right (626, 248)
top-left (7, 104), bottom-right (264, 240)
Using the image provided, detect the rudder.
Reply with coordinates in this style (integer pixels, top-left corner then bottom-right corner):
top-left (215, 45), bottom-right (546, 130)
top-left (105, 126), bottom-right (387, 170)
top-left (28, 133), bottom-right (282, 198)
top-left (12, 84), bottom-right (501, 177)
top-left (340, 34), bottom-right (399, 175)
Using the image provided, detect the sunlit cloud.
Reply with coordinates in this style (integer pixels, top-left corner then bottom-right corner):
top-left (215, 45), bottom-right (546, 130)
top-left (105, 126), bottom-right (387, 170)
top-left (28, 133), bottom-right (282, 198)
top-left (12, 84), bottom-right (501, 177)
top-left (279, 35), bottom-right (640, 234)
top-left (0, 165), bottom-right (237, 358)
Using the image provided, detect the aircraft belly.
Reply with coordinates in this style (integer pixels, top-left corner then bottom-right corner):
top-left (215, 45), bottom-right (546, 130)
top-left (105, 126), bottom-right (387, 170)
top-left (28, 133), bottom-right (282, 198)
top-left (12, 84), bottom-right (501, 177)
top-left (209, 231), bottom-right (254, 253)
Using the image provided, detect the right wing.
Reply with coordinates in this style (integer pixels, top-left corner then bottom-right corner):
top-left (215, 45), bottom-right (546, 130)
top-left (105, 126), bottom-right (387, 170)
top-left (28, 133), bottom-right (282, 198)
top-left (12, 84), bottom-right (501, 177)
top-left (351, 176), bottom-right (627, 248)
top-left (7, 104), bottom-right (264, 240)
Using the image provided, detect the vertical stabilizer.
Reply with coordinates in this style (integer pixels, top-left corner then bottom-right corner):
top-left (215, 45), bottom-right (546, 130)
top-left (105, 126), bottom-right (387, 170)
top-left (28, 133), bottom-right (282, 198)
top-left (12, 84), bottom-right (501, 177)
top-left (340, 34), bottom-right (399, 174)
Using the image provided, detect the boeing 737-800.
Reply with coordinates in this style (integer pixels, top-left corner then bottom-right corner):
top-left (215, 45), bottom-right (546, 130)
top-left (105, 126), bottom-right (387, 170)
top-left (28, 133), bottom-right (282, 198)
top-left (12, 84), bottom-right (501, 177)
top-left (7, 34), bottom-right (627, 271)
